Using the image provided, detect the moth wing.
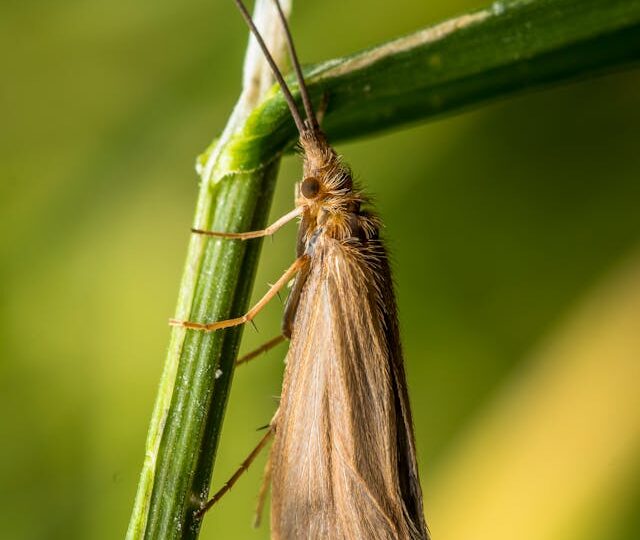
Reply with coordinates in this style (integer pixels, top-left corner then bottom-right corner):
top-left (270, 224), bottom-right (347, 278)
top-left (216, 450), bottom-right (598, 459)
top-left (270, 237), bottom-right (427, 540)
top-left (376, 250), bottom-right (429, 538)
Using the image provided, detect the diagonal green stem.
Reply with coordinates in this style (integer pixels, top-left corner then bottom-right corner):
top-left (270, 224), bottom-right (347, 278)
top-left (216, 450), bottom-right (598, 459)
top-left (127, 0), bottom-right (640, 538)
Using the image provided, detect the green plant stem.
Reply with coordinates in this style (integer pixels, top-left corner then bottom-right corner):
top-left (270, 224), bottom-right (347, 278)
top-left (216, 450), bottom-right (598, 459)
top-left (127, 0), bottom-right (640, 538)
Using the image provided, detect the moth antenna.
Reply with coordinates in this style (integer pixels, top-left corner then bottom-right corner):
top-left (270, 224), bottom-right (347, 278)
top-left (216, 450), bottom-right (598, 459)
top-left (233, 0), bottom-right (306, 134)
top-left (270, 0), bottom-right (318, 131)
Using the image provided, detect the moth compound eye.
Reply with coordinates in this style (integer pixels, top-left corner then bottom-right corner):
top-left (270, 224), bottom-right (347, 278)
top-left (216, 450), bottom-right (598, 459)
top-left (301, 176), bottom-right (321, 199)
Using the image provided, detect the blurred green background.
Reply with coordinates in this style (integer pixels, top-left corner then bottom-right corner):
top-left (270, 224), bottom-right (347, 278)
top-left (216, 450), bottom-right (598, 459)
top-left (2, 0), bottom-right (640, 539)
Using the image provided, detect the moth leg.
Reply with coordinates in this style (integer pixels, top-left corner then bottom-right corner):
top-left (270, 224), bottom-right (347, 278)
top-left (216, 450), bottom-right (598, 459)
top-left (281, 256), bottom-right (310, 338)
top-left (191, 206), bottom-right (302, 240)
top-left (236, 334), bottom-right (287, 367)
top-left (252, 448), bottom-right (272, 528)
top-left (169, 255), bottom-right (309, 332)
top-left (195, 427), bottom-right (274, 519)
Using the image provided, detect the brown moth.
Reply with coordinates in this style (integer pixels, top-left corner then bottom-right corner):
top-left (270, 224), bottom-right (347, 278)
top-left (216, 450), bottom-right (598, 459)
top-left (170, 0), bottom-right (429, 538)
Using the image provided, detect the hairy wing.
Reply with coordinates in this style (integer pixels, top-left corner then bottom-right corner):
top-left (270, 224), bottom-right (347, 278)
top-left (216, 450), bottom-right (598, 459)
top-left (270, 236), bottom-right (427, 540)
